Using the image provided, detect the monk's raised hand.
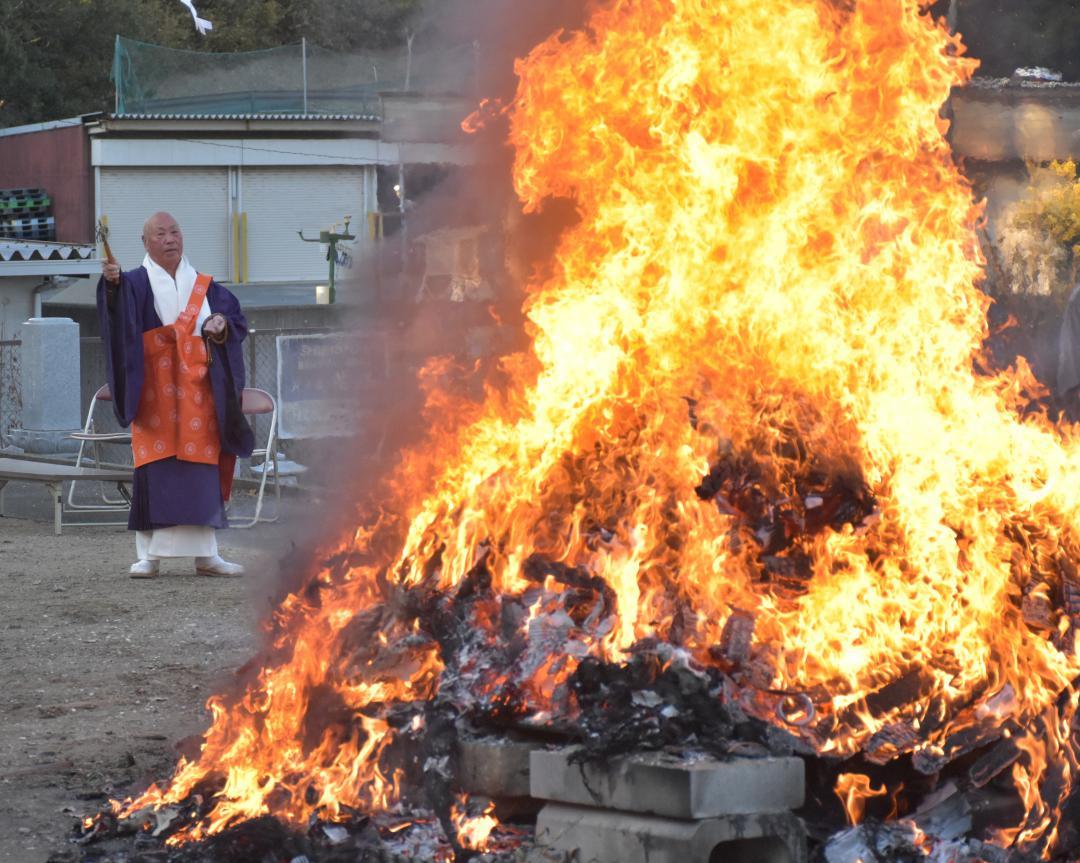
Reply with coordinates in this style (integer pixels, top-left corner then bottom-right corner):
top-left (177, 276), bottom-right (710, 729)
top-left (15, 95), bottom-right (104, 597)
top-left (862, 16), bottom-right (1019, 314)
top-left (202, 313), bottom-right (228, 343)
top-left (103, 262), bottom-right (121, 284)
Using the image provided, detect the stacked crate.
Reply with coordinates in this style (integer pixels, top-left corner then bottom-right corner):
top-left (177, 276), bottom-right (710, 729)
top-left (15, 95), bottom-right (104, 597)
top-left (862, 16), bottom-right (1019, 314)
top-left (0, 188), bottom-right (54, 240)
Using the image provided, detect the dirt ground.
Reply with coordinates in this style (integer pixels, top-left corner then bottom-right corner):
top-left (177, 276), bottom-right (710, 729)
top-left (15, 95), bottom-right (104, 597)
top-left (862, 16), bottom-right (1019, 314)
top-left (0, 495), bottom-right (299, 863)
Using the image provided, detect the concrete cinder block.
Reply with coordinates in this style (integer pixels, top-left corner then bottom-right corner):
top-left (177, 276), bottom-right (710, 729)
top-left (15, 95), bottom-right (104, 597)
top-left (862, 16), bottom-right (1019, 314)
top-left (457, 736), bottom-right (542, 798)
top-left (532, 802), bottom-right (807, 863)
top-left (530, 748), bottom-right (805, 819)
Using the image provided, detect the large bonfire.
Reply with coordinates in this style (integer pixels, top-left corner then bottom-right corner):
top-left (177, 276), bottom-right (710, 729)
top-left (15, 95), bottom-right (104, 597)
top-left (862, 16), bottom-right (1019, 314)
top-left (101, 0), bottom-right (1080, 858)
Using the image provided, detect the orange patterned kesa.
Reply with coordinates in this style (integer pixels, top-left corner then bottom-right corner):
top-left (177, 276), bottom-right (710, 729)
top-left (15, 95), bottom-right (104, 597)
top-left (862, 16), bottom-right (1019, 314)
top-left (131, 273), bottom-right (219, 469)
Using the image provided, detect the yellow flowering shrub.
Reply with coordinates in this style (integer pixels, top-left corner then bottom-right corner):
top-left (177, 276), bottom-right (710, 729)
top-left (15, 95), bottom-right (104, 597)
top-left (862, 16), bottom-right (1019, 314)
top-left (998, 160), bottom-right (1080, 301)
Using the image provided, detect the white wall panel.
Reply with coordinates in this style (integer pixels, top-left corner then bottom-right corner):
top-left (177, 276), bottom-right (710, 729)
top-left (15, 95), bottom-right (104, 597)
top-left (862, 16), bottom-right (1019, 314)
top-left (100, 167), bottom-right (229, 280)
top-left (242, 166), bottom-right (375, 283)
top-left (92, 136), bottom-right (472, 168)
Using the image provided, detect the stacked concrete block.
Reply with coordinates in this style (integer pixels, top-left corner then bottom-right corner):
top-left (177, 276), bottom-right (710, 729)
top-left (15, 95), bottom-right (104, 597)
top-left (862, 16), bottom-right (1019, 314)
top-left (529, 748), bottom-right (807, 863)
top-left (458, 736), bottom-right (540, 799)
top-left (456, 735), bottom-right (548, 819)
top-left (534, 803), bottom-right (805, 863)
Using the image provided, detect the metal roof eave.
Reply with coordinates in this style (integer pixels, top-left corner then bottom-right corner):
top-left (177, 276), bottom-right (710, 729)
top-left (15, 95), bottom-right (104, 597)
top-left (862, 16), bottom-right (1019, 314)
top-left (0, 258), bottom-right (102, 278)
top-left (0, 113), bottom-right (104, 139)
top-left (87, 115), bottom-right (381, 136)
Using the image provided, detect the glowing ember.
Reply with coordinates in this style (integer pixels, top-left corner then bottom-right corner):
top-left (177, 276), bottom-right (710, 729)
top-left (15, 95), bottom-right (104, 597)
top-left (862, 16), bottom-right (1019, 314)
top-left (99, 0), bottom-right (1080, 858)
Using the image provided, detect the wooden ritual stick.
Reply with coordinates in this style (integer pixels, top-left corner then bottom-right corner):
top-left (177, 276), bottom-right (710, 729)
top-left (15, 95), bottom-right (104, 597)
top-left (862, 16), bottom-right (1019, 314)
top-left (95, 218), bottom-right (117, 266)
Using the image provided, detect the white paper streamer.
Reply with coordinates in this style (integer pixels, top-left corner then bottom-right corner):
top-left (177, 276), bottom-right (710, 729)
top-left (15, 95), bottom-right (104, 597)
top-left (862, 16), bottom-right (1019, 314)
top-left (178, 0), bottom-right (213, 35)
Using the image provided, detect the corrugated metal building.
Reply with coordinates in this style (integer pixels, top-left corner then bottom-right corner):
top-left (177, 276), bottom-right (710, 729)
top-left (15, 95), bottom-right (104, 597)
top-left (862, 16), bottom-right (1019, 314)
top-left (0, 36), bottom-right (477, 294)
top-left (0, 109), bottom-right (471, 290)
top-left (0, 118), bottom-right (96, 244)
top-left (88, 112), bottom-right (387, 285)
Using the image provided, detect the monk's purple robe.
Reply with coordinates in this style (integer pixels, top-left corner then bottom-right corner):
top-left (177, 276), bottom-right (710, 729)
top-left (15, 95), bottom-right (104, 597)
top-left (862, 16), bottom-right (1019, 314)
top-left (96, 268), bottom-right (255, 532)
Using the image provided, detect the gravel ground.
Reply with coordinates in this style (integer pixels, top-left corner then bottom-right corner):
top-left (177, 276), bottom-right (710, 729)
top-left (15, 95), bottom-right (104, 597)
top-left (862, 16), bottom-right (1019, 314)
top-left (0, 499), bottom-right (297, 863)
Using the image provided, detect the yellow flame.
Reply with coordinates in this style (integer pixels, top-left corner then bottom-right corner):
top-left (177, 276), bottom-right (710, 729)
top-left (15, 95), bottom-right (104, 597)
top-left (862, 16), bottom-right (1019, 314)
top-left (835, 773), bottom-right (888, 826)
top-left (451, 794), bottom-right (500, 851)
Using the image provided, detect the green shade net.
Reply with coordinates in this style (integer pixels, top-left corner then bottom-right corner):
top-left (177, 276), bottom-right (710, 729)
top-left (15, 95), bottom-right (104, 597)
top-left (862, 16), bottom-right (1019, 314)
top-left (111, 36), bottom-right (477, 116)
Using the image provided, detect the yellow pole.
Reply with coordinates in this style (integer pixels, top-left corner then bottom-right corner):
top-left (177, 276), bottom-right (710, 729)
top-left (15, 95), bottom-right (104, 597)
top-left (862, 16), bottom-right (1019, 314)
top-left (231, 211), bottom-right (240, 282)
top-left (240, 212), bottom-right (249, 284)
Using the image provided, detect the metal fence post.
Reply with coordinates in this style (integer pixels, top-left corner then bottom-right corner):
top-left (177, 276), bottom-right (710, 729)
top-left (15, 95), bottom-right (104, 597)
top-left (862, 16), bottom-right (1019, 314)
top-left (302, 38), bottom-right (308, 114)
top-left (248, 332), bottom-right (257, 387)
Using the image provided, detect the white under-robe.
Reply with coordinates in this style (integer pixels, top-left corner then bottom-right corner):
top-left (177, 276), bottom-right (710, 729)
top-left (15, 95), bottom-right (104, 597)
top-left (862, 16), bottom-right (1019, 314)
top-left (136, 525), bottom-right (218, 560)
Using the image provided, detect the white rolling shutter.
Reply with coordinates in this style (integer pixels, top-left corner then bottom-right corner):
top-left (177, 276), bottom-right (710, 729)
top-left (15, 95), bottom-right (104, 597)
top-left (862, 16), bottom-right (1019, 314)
top-left (100, 168), bottom-right (229, 280)
top-left (242, 166), bottom-right (375, 283)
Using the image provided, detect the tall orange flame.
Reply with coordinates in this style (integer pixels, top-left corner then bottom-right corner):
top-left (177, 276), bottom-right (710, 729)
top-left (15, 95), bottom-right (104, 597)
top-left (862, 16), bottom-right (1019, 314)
top-left (114, 0), bottom-right (1080, 855)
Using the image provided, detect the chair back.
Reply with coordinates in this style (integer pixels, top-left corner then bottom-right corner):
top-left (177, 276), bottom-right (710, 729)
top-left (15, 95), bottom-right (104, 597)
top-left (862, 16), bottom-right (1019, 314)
top-left (241, 387), bottom-right (275, 416)
top-left (95, 383), bottom-right (114, 402)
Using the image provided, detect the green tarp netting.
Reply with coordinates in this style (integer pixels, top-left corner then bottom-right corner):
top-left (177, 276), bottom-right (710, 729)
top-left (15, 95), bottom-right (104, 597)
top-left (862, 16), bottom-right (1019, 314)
top-left (111, 36), bottom-right (476, 116)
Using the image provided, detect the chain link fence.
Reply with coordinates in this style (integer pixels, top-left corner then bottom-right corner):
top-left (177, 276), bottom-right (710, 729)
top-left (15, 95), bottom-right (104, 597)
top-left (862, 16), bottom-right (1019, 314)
top-left (1, 327), bottom-right (337, 470)
top-left (0, 340), bottom-right (20, 444)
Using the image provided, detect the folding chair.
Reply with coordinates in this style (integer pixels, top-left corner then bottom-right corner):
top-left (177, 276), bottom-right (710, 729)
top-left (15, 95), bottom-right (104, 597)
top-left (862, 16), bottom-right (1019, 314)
top-left (230, 387), bottom-right (282, 528)
top-left (66, 383), bottom-right (133, 517)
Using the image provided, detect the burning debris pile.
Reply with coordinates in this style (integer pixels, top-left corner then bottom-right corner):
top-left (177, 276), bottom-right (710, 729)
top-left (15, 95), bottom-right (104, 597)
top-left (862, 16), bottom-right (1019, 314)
top-left (67, 444), bottom-right (1080, 862)
top-left (73, 804), bottom-right (527, 863)
top-left (60, 0), bottom-right (1080, 860)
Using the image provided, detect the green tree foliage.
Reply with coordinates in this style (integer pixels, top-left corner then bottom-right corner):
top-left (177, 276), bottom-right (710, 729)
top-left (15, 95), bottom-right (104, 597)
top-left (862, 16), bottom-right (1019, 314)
top-left (277, 0), bottom-right (422, 50)
top-left (0, 0), bottom-right (169, 126)
top-left (0, 0), bottom-right (424, 128)
top-left (10, 0), bottom-right (1076, 130)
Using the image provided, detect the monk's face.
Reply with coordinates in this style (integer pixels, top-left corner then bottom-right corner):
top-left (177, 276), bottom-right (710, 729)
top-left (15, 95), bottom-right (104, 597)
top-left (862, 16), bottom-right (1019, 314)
top-left (142, 213), bottom-right (184, 273)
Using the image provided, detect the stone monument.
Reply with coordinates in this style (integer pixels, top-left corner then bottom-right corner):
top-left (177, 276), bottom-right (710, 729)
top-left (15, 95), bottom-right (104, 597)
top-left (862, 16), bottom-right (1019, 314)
top-left (10, 317), bottom-right (81, 454)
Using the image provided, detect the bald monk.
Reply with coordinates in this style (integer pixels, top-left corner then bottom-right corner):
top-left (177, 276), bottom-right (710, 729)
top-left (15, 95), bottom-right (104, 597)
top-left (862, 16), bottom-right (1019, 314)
top-left (98, 212), bottom-right (254, 577)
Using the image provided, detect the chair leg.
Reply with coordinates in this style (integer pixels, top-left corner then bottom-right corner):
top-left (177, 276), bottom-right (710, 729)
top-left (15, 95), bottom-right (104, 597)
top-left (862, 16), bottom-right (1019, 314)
top-left (96, 439), bottom-right (127, 505)
top-left (49, 481), bottom-right (63, 535)
top-left (230, 410), bottom-right (284, 528)
top-left (261, 449), bottom-right (281, 524)
top-left (270, 450), bottom-right (282, 522)
top-left (230, 453), bottom-right (263, 529)
top-left (67, 436), bottom-right (89, 508)
top-left (250, 454), bottom-right (270, 526)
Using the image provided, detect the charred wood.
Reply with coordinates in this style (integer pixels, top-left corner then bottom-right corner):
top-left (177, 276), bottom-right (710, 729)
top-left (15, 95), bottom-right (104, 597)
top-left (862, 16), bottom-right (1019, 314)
top-left (912, 721), bottom-right (1006, 776)
top-left (521, 554), bottom-right (616, 622)
top-left (421, 700), bottom-right (466, 862)
top-left (967, 737), bottom-right (1022, 789)
top-left (712, 609), bottom-right (756, 669)
top-left (827, 669), bottom-right (934, 739)
top-left (825, 786), bottom-right (1033, 863)
top-left (1021, 584), bottom-right (1056, 632)
top-left (568, 653), bottom-right (745, 761)
top-left (864, 721), bottom-right (922, 765)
